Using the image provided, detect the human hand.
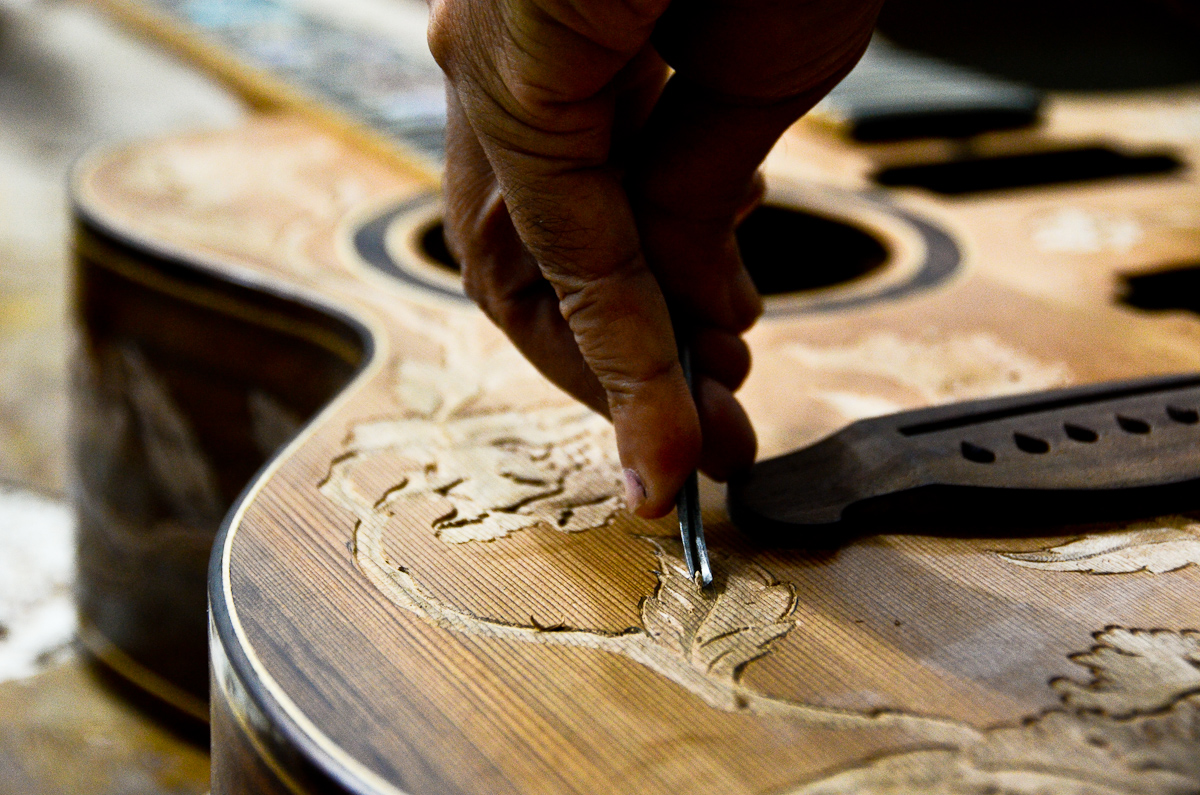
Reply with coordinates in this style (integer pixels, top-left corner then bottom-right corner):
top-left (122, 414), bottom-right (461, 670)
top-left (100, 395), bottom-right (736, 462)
top-left (429, 0), bottom-right (883, 517)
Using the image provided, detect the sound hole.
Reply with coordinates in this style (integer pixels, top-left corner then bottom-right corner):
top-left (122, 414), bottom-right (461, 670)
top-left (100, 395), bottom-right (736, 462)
top-left (736, 205), bottom-right (888, 296)
top-left (420, 222), bottom-right (459, 272)
top-left (420, 207), bottom-right (891, 298)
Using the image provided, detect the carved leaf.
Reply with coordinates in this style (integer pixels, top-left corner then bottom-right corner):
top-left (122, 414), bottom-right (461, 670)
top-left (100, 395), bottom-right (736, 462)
top-left (394, 344), bottom-right (540, 421)
top-left (998, 518), bottom-right (1200, 574)
top-left (395, 358), bottom-right (483, 421)
top-left (642, 540), bottom-right (795, 682)
top-left (349, 406), bottom-right (622, 543)
top-left (787, 629), bottom-right (1200, 795)
top-left (1068, 695), bottom-right (1200, 784)
top-left (790, 722), bottom-right (1196, 795)
top-left (787, 748), bottom-right (1129, 795)
top-left (1052, 628), bottom-right (1200, 716)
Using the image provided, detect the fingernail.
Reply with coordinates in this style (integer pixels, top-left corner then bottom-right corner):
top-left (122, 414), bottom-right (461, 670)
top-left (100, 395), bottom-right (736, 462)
top-left (623, 468), bottom-right (646, 512)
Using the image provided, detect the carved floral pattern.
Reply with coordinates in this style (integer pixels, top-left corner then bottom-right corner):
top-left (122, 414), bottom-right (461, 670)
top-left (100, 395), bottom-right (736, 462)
top-left (318, 320), bottom-right (1200, 792)
top-left (641, 544), bottom-right (795, 682)
top-left (998, 516), bottom-right (1200, 575)
top-left (788, 629), bottom-right (1200, 794)
top-left (326, 325), bottom-right (623, 544)
top-left (344, 405), bottom-right (621, 543)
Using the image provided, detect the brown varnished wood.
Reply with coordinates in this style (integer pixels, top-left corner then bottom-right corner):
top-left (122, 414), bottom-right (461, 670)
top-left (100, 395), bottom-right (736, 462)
top-left (73, 89), bottom-right (1200, 795)
top-left (210, 689), bottom-right (296, 795)
top-left (73, 170), bottom-right (366, 715)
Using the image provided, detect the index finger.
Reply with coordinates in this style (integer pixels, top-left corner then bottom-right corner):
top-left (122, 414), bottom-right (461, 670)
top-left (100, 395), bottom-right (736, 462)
top-left (430, 1), bottom-right (702, 516)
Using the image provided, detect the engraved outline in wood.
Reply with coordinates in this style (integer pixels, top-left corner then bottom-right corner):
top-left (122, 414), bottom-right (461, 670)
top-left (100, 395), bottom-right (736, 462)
top-left (330, 330), bottom-right (624, 544)
top-left (316, 325), bottom-right (1200, 788)
top-left (996, 516), bottom-right (1200, 575)
top-left (319, 337), bottom-right (980, 744)
top-left (784, 628), bottom-right (1200, 794)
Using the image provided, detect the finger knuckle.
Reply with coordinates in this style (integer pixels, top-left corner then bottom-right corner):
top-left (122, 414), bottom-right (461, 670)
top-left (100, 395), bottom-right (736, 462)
top-left (426, 1), bottom-right (465, 72)
top-left (593, 354), bottom-right (678, 402)
top-left (461, 270), bottom-right (513, 330)
top-left (542, 240), bottom-right (642, 298)
top-left (459, 257), bottom-right (540, 335)
top-left (551, 264), bottom-right (680, 398)
top-left (535, 0), bottom-right (666, 51)
top-left (459, 261), bottom-right (489, 306)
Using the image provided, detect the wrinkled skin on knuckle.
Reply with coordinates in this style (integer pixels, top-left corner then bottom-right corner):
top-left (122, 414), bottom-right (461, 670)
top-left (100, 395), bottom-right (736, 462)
top-left (506, 187), bottom-right (639, 282)
top-left (595, 358), bottom-right (680, 410)
top-left (474, 0), bottom-right (653, 121)
top-left (438, 0), bottom-right (667, 142)
top-left (426, 0), bottom-right (453, 70)
top-left (549, 244), bottom-right (642, 315)
top-left (552, 270), bottom-right (673, 383)
top-left (427, 0), bottom-right (492, 78)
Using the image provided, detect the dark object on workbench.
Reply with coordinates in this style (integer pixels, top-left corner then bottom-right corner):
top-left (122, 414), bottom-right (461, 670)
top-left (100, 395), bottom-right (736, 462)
top-left (878, 0), bottom-right (1200, 90)
top-left (817, 38), bottom-right (1044, 141)
top-left (874, 147), bottom-right (1183, 195)
top-left (729, 374), bottom-right (1200, 539)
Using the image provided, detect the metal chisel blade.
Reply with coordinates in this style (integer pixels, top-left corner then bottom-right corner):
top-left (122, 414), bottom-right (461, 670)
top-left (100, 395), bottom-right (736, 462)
top-left (676, 340), bottom-right (713, 588)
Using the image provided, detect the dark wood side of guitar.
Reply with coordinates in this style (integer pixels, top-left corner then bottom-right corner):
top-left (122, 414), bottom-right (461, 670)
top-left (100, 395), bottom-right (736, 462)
top-left (73, 215), bottom-right (363, 721)
top-left (210, 681), bottom-right (293, 795)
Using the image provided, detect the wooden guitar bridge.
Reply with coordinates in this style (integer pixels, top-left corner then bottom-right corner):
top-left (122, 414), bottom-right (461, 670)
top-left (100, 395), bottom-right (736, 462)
top-left (729, 373), bottom-right (1200, 535)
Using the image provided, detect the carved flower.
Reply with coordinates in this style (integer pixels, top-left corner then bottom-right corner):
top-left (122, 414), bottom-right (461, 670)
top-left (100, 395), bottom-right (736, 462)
top-left (323, 341), bottom-right (626, 543)
top-left (1052, 628), bottom-right (1200, 717)
top-left (348, 406), bottom-right (622, 543)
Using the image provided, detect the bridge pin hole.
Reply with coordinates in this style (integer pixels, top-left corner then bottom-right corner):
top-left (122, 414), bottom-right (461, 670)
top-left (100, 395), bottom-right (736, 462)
top-left (1013, 433), bottom-right (1050, 454)
top-left (1063, 423), bottom-right (1098, 443)
top-left (1167, 405), bottom-right (1199, 424)
top-left (961, 441), bottom-right (996, 463)
top-left (1116, 415), bottom-right (1151, 434)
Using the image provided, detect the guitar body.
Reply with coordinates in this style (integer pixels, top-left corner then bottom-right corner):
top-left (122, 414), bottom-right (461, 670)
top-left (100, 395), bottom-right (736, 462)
top-left (70, 79), bottom-right (1200, 792)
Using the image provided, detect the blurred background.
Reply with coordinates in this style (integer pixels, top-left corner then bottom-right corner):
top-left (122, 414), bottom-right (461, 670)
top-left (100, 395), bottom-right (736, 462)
top-left (1, 0), bottom-right (1199, 791)
top-left (0, 0), bottom-right (241, 790)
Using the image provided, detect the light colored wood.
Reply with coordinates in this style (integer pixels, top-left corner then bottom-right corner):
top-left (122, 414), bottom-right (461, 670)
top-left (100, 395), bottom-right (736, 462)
top-left (71, 88), bottom-right (1200, 793)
